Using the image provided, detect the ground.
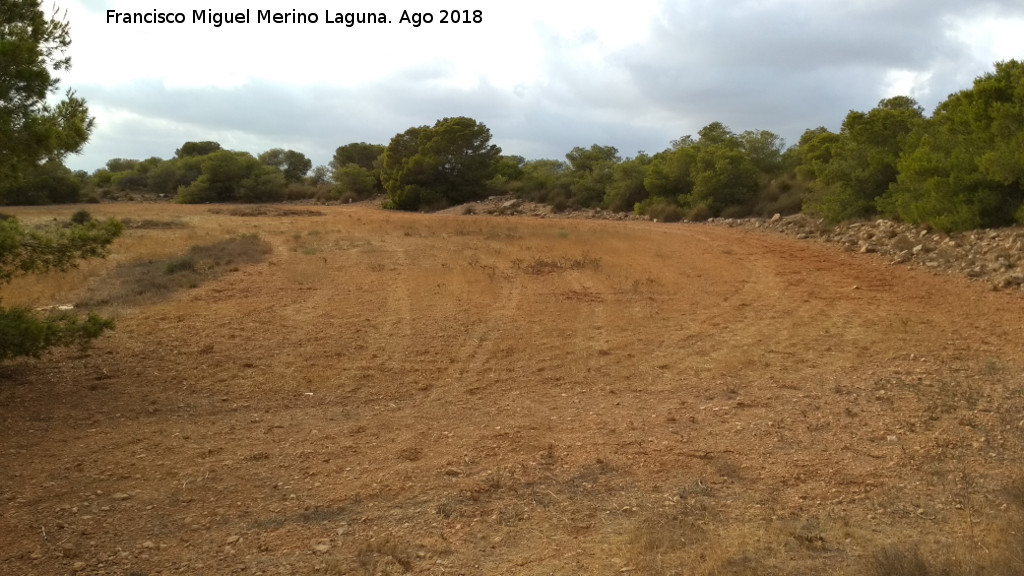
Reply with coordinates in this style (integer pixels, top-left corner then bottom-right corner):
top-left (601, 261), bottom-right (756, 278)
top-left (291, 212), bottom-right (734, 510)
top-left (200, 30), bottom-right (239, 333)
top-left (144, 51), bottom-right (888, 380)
top-left (1, 203), bottom-right (1023, 576)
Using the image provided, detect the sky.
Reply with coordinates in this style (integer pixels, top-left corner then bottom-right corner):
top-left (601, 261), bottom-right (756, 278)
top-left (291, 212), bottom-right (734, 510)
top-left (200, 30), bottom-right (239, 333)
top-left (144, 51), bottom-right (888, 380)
top-left (57, 0), bottom-right (1024, 172)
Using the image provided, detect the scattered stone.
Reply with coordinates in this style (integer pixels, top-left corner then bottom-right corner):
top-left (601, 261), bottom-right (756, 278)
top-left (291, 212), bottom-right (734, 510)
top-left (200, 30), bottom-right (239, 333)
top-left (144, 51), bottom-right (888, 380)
top-left (225, 535), bottom-right (240, 545)
top-left (710, 214), bottom-right (1024, 291)
top-left (311, 539), bottom-right (331, 553)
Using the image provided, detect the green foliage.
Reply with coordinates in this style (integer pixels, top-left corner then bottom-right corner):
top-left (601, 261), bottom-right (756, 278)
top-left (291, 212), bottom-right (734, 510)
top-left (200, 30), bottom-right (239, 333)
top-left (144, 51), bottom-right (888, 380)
top-left (69, 209), bottom-right (92, 224)
top-left (603, 154), bottom-right (650, 212)
top-left (687, 123), bottom-right (759, 216)
top-left (739, 129), bottom-right (786, 175)
top-left (110, 170), bottom-right (147, 192)
top-left (0, 306), bottom-right (114, 361)
top-left (801, 97), bottom-right (925, 223)
top-left (752, 175), bottom-right (808, 217)
top-left (148, 156), bottom-right (202, 195)
top-left (307, 165), bottom-right (331, 186)
top-left (565, 145), bottom-right (620, 208)
top-left (513, 159), bottom-right (573, 206)
top-left (237, 165), bottom-right (287, 202)
top-left (634, 196), bottom-right (685, 222)
top-left (880, 60), bottom-right (1024, 231)
top-left (644, 146), bottom-right (697, 200)
top-left (0, 215), bottom-right (123, 283)
top-left (381, 117), bottom-right (501, 210)
top-left (105, 158), bottom-right (138, 173)
top-left (1, 159), bottom-right (82, 204)
top-left (0, 213), bottom-right (122, 361)
top-left (174, 141), bottom-right (222, 159)
top-left (0, 0), bottom-right (94, 185)
top-left (258, 148), bottom-right (312, 183)
top-left (332, 142), bottom-right (385, 172)
top-left (792, 127), bottom-right (841, 182)
top-left (331, 163), bottom-right (378, 201)
top-left (495, 155), bottom-right (526, 182)
top-left (176, 150), bottom-right (284, 203)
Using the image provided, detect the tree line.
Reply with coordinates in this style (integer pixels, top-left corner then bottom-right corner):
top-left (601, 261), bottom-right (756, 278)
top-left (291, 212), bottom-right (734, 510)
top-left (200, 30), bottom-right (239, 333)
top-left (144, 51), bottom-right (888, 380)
top-left (6, 61), bottom-right (1021, 233)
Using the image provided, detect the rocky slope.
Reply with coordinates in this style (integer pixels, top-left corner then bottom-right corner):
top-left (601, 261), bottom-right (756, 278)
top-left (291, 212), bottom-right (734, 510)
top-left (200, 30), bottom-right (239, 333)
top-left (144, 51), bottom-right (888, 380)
top-left (716, 213), bottom-right (1024, 292)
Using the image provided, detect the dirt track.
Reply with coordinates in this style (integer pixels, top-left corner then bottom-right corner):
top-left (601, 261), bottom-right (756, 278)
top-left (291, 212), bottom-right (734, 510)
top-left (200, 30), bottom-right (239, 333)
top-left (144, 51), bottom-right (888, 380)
top-left (2, 203), bottom-right (1024, 575)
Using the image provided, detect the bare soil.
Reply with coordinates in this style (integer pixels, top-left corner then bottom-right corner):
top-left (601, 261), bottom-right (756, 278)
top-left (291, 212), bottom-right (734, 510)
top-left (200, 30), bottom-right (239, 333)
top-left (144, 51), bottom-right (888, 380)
top-left (2, 203), bottom-right (1024, 575)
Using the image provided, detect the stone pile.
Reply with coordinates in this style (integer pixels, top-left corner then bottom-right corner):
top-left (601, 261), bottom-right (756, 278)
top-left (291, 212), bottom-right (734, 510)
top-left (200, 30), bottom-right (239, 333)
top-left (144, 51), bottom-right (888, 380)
top-left (711, 214), bottom-right (1024, 291)
top-left (448, 196), bottom-right (1024, 292)
top-left (454, 196), bottom-right (646, 221)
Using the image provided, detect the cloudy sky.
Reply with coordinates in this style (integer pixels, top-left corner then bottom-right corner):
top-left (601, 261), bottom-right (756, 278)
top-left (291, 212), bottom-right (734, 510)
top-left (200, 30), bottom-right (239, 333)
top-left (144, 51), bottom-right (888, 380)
top-left (59, 0), bottom-right (1024, 172)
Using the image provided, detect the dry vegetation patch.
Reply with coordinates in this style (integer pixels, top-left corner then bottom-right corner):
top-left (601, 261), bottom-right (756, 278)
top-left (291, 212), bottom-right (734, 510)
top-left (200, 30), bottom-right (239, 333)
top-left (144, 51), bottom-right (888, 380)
top-left (78, 234), bottom-right (271, 307)
top-left (209, 205), bottom-right (326, 217)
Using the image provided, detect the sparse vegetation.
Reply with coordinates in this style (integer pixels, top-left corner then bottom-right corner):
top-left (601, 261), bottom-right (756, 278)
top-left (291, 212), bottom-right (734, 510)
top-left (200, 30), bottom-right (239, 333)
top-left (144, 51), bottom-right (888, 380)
top-left (79, 234), bottom-right (271, 307)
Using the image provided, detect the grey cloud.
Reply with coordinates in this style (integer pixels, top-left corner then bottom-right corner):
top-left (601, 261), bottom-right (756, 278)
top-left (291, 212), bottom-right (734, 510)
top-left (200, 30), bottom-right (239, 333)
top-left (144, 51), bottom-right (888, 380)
top-left (65, 0), bottom-right (1023, 172)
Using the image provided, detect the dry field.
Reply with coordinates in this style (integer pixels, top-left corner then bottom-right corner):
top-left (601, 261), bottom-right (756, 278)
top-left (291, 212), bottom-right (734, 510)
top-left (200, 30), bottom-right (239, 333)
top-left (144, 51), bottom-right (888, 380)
top-left (2, 203), bottom-right (1024, 575)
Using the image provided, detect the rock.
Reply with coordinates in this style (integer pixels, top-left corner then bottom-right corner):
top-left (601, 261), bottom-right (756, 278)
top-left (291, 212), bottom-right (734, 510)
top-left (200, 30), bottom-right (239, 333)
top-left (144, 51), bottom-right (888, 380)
top-left (312, 539), bottom-right (331, 553)
top-left (225, 535), bottom-right (240, 545)
top-left (770, 213), bottom-right (781, 223)
top-left (112, 493), bottom-right (131, 501)
top-left (994, 272), bottom-right (1024, 289)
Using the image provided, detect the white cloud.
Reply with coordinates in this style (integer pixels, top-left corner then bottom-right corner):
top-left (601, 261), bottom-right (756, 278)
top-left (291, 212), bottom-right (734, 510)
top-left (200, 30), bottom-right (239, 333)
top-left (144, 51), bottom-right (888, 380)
top-left (55, 0), bottom-right (1024, 171)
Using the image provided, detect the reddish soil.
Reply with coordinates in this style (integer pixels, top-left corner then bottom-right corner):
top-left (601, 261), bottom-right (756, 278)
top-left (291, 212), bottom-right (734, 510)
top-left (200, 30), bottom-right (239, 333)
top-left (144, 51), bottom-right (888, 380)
top-left (2, 203), bottom-right (1024, 575)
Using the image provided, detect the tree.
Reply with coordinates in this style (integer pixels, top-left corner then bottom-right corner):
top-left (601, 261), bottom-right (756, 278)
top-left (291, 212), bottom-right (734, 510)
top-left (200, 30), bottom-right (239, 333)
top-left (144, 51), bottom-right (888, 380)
top-left (515, 159), bottom-right (573, 206)
top-left (176, 150), bottom-right (284, 203)
top-left (174, 141), bottom-right (222, 159)
top-left (684, 123), bottom-right (759, 216)
top-left (880, 60), bottom-right (1024, 231)
top-left (1, 159), bottom-right (82, 204)
top-left (803, 97), bottom-right (925, 223)
top-left (644, 145), bottom-right (697, 200)
top-left (0, 213), bottom-right (123, 361)
top-left (565, 145), bottom-right (620, 207)
top-left (380, 117), bottom-right (502, 210)
top-left (147, 157), bottom-right (202, 195)
top-left (332, 164), bottom-right (377, 200)
top-left (1, 0), bottom-right (94, 189)
top-left (307, 165), bottom-right (331, 186)
top-left (258, 148), bottom-right (312, 183)
top-left (739, 129), bottom-right (786, 175)
top-left (332, 142), bottom-right (385, 172)
top-left (603, 153), bottom-right (650, 212)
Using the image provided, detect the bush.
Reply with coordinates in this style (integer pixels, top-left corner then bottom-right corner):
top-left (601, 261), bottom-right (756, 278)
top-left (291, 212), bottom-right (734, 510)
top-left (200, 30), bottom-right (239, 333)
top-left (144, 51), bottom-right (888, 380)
top-left (752, 176), bottom-right (807, 216)
top-left (0, 307), bottom-right (115, 361)
top-left (635, 197), bottom-right (685, 222)
top-left (1, 160), bottom-right (83, 205)
top-left (332, 163), bottom-right (378, 201)
top-left (686, 202), bottom-right (714, 222)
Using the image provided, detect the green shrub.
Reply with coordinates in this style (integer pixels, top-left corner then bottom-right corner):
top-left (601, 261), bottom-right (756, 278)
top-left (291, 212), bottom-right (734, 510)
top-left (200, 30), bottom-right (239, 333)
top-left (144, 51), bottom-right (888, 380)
top-left (70, 210), bottom-right (93, 225)
top-left (163, 257), bottom-right (197, 275)
top-left (635, 197), bottom-right (684, 222)
top-left (0, 306), bottom-right (114, 361)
